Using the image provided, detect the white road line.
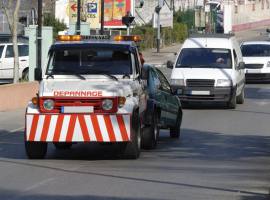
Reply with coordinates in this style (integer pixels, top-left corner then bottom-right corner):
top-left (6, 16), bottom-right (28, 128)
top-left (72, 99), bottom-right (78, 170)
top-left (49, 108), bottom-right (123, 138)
top-left (10, 126), bottom-right (24, 133)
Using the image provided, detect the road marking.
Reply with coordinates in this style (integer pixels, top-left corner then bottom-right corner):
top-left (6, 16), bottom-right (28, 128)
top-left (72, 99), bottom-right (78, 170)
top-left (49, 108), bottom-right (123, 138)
top-left (10, 126), bottom-right (24, 133)
top-left (24, 178), bottom-right (55, 192)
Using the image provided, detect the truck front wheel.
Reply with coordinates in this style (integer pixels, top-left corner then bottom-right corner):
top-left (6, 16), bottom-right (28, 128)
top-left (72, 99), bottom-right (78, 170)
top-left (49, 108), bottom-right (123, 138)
top-left (120, 111), bottom-right (141, 159)
top-left (25, 141), bottom-right (47, 159)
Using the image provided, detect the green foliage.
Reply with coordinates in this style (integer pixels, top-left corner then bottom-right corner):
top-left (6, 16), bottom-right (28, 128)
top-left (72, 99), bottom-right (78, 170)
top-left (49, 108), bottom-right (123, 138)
top-left (174, 9), bottom-right (195, 29)
top-left (131, 23), bottom-right (188, 50)
top-left (43, 14), bottom-right (67, 38)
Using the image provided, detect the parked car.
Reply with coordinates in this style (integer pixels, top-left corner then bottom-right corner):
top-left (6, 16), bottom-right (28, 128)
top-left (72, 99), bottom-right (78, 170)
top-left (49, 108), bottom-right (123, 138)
top-left (168, 33), bottom-right (245, 109)
top-left (241, 41), bottom-right (270, 82)
top-left (0, 43), bottom-right (29, 83)
top-left (142, 64), bottom-right (183, 149)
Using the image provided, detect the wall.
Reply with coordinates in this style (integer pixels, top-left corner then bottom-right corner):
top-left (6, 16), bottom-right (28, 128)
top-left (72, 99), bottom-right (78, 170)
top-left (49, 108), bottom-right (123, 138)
top-left (230, 0), bottom-right (270, 31)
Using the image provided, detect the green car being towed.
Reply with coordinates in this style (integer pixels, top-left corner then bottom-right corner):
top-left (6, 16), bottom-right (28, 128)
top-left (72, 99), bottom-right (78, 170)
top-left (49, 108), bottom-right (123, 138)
top-left (142, 64), bottom-right (183, 149)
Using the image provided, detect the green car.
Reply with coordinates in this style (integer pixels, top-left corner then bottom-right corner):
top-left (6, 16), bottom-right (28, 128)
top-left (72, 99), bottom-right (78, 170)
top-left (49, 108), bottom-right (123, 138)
top-left (142, 64), bottom-right (183, 149)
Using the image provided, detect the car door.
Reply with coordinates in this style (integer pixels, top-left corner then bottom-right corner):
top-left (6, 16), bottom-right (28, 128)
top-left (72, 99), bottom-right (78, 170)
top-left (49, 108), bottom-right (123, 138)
top-left (0, 45), bottom-right (4, 78)
top-left (2, 44), bottom-right (14, 79)
top-left (149, 68), bottom-right (168, 126)
top-left (155, 68), bottom-right (179, 127)
top-left (18, 44), bottom-right (29, 72)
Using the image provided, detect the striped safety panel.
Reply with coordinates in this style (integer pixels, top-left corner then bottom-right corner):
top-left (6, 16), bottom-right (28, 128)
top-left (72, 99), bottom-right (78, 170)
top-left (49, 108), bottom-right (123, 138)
top-left (26, 114), bottom-right (131, 142)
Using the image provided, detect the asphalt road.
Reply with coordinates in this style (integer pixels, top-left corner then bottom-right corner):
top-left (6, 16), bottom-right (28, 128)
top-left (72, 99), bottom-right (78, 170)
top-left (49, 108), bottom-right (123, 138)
top-left (1, 28), bottom-right (270, 200)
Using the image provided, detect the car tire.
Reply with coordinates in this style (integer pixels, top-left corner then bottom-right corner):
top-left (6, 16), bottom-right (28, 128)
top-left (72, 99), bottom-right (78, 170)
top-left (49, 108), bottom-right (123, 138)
top-left (236, 88), bottom-right (245, 104)
top-left (120, 111), bottom-right (141, 159)
top-left (25, 141), bottom-right (47, 159)
top-left (53, 142), bottom-right (72, 150)
top-left (170, 109), bottom-right (182, 139)
top-left (142, 111), bottom-right (159, 150)
top-left (227, 93), bottom-right (236, 109)
top-left (22, 68), bottom-right (29, 81)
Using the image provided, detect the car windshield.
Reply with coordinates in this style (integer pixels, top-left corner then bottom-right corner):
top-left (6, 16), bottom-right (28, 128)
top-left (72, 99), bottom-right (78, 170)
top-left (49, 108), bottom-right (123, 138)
top-left (46, 47), bottom-right (132, 75)
top-left (176, 48), bottom-right (232, 69)
top-left (241, 44), bottom-right (270, 57)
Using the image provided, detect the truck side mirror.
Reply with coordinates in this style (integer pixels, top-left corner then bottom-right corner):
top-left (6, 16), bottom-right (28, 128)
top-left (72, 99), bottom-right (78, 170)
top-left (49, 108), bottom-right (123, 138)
top-left (34, 67), bottom-right (42, 81)
top-left (167, 60), bottom-right (174, 69)
top-left (141, 64), bottom-right (149, 80)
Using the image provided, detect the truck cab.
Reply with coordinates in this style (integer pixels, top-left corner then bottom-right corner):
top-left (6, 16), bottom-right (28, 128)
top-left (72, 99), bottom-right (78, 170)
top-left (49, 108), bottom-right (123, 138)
top-left (25, 35), bottom-right (150, 159)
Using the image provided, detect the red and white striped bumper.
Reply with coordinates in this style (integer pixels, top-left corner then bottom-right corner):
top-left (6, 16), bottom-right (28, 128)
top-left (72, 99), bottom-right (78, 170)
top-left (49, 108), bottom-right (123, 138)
top-left (25, 114), bottom-right (131, 142)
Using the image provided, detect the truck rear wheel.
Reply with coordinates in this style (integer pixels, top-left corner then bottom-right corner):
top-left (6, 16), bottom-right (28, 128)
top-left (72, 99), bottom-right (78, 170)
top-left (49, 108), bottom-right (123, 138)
top-left (142, 111), bottom-right (159, 149)
top-left (25, 141), bottom-right (47, 159)
top-left (120, 111), bottom-right (141, 159)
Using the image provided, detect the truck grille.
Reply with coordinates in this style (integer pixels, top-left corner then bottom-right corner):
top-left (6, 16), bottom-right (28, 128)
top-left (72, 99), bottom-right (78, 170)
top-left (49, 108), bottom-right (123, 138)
top-left (186, 79), bottom-right (215, 87)
top-left (245, 64), bottom-right (264, 69)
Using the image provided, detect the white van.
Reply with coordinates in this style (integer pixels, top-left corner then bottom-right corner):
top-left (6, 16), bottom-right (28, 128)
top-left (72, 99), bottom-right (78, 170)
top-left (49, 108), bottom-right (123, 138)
top-left (0, 43), bottom-right (29, 83)
top-left (168, 34), bottom-right (245, 108)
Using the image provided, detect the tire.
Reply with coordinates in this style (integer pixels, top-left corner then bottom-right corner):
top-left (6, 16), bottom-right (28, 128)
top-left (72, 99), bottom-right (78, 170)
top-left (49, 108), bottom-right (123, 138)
top-left (142, 111), bottom-right (159, 150)
top-left (54, 142), bottom-right (72, 150)
top-left (120, 111), bottom-right (141, 159)
top-left (170, 109), bottom-right (182, 139)
top-left (25, 141), bottom-right (47, 159)
top-left (22, 69), bottom-right (29, 81)
top-left (236, 88), bottom-right (245, 104)
top-left (227, 93), bottom-right (236, 109)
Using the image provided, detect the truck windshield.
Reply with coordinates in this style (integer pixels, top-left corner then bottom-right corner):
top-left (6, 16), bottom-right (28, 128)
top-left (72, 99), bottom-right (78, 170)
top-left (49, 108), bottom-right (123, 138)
top-left (241, 44), bottom-right (270, 57)
top-left (176, 48), bottom-right (232, 69)
top-left (46, 47), bottom-right (132, 75)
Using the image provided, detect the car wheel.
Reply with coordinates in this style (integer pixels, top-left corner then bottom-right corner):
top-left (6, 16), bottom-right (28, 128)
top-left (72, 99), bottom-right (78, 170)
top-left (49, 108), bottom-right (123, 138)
top-left (22, 69), bottom-right (29, 81)
top-left (236, 88), bottom-right (245, 104)
top-left (170, 109), bottom-right (182, 139)
top-left (25, 141), bottom-right (47, 159)
top-left (53, 142), bottom-right (72, 150)
top-left (227, 93), bottom-right (236, 109)
top-left (120, 111), bottom-right (141, 159)
top-left (142, 110), bottom-right (159, 150)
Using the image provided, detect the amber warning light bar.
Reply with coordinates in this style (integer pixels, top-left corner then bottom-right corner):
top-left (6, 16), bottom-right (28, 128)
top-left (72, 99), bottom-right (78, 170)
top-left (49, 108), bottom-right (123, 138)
top-left (114, 35), bottom-right (142, 42)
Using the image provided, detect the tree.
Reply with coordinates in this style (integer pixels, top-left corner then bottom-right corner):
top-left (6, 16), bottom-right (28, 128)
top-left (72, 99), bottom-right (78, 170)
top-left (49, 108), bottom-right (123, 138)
top-left (0, 0), bottom-right (21, 83)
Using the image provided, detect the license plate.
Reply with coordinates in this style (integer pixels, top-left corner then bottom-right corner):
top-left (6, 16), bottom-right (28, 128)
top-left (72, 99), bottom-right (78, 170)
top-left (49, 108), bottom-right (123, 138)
top-left (61, 106), bottom-right (94, 113)
top-left (190, 91), bottom-right (210, 95)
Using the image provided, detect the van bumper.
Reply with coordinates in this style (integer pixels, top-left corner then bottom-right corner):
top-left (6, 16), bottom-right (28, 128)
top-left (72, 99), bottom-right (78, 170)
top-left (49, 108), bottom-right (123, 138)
top-left (172, 86), bottom-right (236, 103)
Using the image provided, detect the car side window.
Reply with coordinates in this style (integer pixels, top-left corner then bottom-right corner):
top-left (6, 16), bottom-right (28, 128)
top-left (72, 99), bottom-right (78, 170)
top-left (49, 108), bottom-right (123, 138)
top-left (6, 45), bottom-right (14, 58)
top-left (233, 50), bottom-right (238, 68)
top-left (155, 69), bottom-right (171, 93)
top-left (0, 46), bottom-right (4, 58)
top-left (19, 45), bottom-right (29, 57)
top-left (150, 70), bottom-right (161, 90)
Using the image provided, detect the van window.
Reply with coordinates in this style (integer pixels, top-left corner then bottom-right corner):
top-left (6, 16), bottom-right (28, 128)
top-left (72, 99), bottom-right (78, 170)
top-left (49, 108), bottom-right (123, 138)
top-left (5, 45), bottom-right (29, 58)
top-left (5, 45), bottom-right (14, 58)
top-left (176, 48), bottom-right (232, 69)
top-left (0, 46), bottom-right (4, 58)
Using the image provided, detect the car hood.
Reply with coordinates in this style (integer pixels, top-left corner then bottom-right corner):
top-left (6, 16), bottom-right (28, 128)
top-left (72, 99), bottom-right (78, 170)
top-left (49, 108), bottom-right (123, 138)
top-left (39, 79), bottom-right (134, 98)
top-left (171, 68), bottom-right (233, 80)
top-left (243, 56), bottom-right (270, 64)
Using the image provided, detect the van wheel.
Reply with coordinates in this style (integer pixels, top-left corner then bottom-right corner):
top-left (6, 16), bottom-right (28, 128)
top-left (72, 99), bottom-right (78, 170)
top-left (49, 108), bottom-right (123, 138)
top-left (142, 111), bottom-right (159, 150)
top-left (120, 111), bottom-right (141, 159)
top-left (22, 68), bottom-right (29, 81)
top-left (170, 109), bottom-right (182, 139)
top-left (25, 141), bottom-right (47, 159)
top-left (236, 88), bottom-right (245, 104)
top-left (54, 142), bottom-right (72, 150)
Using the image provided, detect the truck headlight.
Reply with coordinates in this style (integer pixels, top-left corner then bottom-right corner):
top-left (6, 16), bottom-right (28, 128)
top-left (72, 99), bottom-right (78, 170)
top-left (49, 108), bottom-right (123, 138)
top-left (171, 79), bottom-right (185, 86)
top-left (102, 99), bottom-right (113, 111)
top-left (216, 79), bottom-right (232, 87)
top-left (43, 99), bottom-right (54, 111)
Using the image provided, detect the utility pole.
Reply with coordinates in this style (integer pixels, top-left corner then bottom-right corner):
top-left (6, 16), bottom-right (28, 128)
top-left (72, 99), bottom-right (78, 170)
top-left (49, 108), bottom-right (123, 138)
top-left (155, 0), bottom-right (164, 53)
top-left (76, 0), bottom-right (81, 35)
top-left (100, 0), bottom-right (105, 35)
top-left (36, 0), bottom-right (42, 78)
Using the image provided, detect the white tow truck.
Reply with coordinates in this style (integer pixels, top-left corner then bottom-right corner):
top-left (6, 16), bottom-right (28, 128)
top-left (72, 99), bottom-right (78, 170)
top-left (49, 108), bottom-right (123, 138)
top-left (25, 35), bottom-right (155, 159)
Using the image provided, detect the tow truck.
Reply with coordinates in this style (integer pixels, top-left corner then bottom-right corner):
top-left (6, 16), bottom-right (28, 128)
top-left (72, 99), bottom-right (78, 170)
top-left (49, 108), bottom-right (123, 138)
top-left (24, 34), bottom-right (155, 159)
